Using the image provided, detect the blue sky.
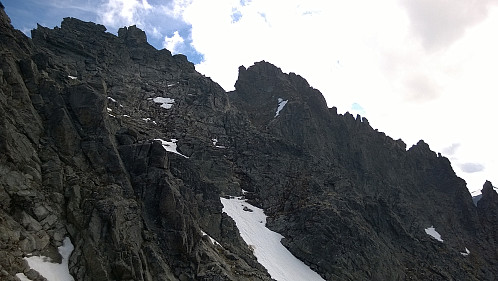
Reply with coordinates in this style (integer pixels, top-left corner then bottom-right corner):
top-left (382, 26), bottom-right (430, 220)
top-left (3, 0), bottom-right (204, 63)
top-left (2, 0), bottom-right (498, 193)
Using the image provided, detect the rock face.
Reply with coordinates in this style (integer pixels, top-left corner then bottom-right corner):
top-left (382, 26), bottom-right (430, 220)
top-left (1, 5), bottom-right (498, 281)
top-left (229, 62), bottom-right (493, 281)
top-left (0, 8), bottom-right (269, 281)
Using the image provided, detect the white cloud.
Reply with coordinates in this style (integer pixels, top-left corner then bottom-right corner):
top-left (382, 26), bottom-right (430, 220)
top-left (403, 74), bottom-right (441, 102)
top-left (48, 0), bottom-right (98, 14)
top-left (28, 0), bottom-right (494, 194)
top-left (162, 0), bottom-right (193, 19)
top-left (163, 31), bottom-right (185, 54)
top-left (98, 0), bottom-right (153, 28)
top-left (400, 0), bottom-right (498, 52)
top-left (90, 0), bottom-right (200, 57)
top-left (167, 0), bottom-right (498, 193)
top-left (460, 163), bottom-right (485, 174)
top-left (442, 143), bottom-right (461, 156)
top-left (150, 26), bottom-right (162, 38)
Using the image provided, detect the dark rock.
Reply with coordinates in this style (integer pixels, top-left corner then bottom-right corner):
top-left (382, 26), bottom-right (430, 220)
top-left (118, 25), bottom-right (148, 46)
top-left (227, 60), bottom-right (494, 280)
top-left (476, 181), bottom-right (498, 269)
top-left (0, 6), bottom-right (497, 281)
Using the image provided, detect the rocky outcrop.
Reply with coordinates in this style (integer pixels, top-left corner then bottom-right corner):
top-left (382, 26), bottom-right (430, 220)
top-left (1, 4), bottom-right (498, 281)
top-left (476, 181), bottom-right (498, 277)
top-left (0, 7), bottom-right (270, 281)
top-left (228, 63), bottom-right (495, 280)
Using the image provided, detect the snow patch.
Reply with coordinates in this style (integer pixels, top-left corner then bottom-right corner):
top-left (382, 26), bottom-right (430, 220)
top-left (68, 75), bottom-right (77, 80)
top-left (21, 236), bottom-right (75, 281)
top-left (149, 97), bottom-right (175, 109)
top-left (274, 98), bottom-right (288, 117)
top-left (142, 118), bottom-right (156, 124)
top-left (107, 97), bottom-right (123, 107)
top-left (220, 196), bottom-right (325, 281)
top-left (471, 186), bottom-right (498, 206)
top-left (106, 107), bottom-right (112, 112)
top-left (155, 138), bottom-right (189, 158)
top-left (15, 273), bottom-right (30, 281)
top-left (425, 226), bottom-right (443, 242)
top-left (461, 247), bottom-right (470, 256)
top-left (211, 138), bottom-right (226, 149)
top-left (201, 230), bottom-right (222, 247)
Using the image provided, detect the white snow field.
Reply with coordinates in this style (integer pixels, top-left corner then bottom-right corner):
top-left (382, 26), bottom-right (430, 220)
top-left (220, 196), bottom-right (325, 281)
top-left (211, 138), bottom-right (226, 148)
top-left (425, 226), bottom-right (443, 242)
top-left (201, 230), bottom-right (223, 247)
top-left (149, 97), bottom-right (175, 109)
top-left (17, 236), bottom-right (75, 281)
top-left (155, 138), bottom-right (189, 158)
top-left (275, 98), bottom-right (288, 117)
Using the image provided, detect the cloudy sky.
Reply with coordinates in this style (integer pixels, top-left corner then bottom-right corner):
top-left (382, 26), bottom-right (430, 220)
top-left (4, 0), bottom-right (497, 194)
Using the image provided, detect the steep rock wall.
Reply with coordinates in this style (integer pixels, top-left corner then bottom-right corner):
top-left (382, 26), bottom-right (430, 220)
top-left (0, 5), bottom-right (497, 281)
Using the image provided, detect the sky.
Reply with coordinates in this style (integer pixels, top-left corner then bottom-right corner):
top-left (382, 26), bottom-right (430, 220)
top-left (3, 0), bottom-right (497, 194)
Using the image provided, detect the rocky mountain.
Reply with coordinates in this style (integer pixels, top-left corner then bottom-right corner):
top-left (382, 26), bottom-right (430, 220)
top-left (1, 4), bottom-right (497, 281)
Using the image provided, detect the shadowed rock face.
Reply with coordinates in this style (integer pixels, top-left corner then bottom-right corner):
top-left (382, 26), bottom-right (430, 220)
top-left (0, 8), bottom-right (269, 281)
top-left (229, 63), bottom-right (495, 281)
top-left (1, 5), bottom-right (498, 281)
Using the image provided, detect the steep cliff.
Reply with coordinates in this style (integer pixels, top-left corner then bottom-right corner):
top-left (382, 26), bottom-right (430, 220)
top-left (0, 7), bottom-right (270, 281)
top-left (1, 5), bottom-right (497, 281)
top-left (229, 62), bottom-right (495, 280)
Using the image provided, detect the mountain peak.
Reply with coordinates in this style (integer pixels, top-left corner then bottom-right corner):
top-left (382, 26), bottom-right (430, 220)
top-left (480, 180), bottom-right (498, 203)
top-left (408, 139), bottom-right (437, 157)
top-left (60, 17), bottom-right (107, 33)
top-left (235, 61), bottom-right (312, 95)
top-left (231, 60), bottom-right (329, 132)
top-left (118, 25), bottom-right (148, 46)
top-left (234, 61), bottom-right (289, 96)
top-left (1, 8), bottom-right (498, 281)
top-left (482, 180), bottom-right (494, 193)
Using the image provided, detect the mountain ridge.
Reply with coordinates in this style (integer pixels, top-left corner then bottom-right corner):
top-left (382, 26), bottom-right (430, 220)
top-left (1, 5), bottom-right (497, 281)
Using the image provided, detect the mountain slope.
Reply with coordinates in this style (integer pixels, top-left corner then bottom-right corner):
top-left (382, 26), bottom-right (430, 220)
top-left (229, 62), bottom-right (494, 280)
top-left (1, 5), bottom-right (497, 281)
top-left (1, 7), bottom-right (271, 281)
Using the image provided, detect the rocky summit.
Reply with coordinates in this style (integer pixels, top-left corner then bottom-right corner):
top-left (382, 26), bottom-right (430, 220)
top-left (0, 4), bottom-right (497, 281)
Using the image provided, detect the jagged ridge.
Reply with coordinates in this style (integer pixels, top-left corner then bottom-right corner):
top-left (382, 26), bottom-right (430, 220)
top-left (1, 5), bottom-right (497, 281)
